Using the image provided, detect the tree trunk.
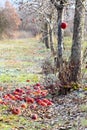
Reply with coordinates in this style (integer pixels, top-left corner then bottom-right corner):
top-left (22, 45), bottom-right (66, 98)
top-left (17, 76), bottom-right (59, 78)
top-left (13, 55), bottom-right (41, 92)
top-left (49, 15), bottom-right (55, 55)
top-left (69, 0), bottom-right (85, 83)
top-left (49, 28), bottom-right (55, 53)
top-left (49, 1), bottom-right (64, 68)
top-left (42, 22), bottom-right (49, 49)
top-left (56, 8), bottom-right (64, 68)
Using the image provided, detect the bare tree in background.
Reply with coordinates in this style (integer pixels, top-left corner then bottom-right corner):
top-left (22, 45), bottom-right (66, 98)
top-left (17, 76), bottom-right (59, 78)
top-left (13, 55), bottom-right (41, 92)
top-left (17, 0), bottom-right (57, 53)
top-left (0, 0), bottom-right (21, 38)
top-left (4, 0), bottom-right (21, 31)
top-left (0, 10), bottom-right (8, 35)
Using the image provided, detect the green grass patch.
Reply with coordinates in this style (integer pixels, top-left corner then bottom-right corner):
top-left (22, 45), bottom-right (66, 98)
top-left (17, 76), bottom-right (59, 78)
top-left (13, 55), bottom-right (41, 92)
top-left (16, 73), bottom-right (39, 83)
top-left (81, 118), bottom-right (87, 127)
top-left (0, 73), bottom-right (39, 83)
top-left (80, 104), bottom-right (87, 112)
top-left (0, 114), bottom-right (50, 130)
top-left (64, 37), bottom-right (72, 46)
top-left (0, 74), bottom-right (13, 83)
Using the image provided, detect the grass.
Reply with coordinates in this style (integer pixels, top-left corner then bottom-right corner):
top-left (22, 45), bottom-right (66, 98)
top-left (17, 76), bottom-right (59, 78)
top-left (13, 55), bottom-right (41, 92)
top-left (0, 37), bottom-right (87, 130)
top-left (0, 73), bottom-right (39, 83)
top-left (81, 118), bottom-right (87, 127)
top-left (0, 36), bottom-right (86, 84)
top-left (0, 38), bottom-right (49, 84)
top-left (0, 106), bottom-right (50, 130)
top-left (0, 38), bottom-right (52, 129)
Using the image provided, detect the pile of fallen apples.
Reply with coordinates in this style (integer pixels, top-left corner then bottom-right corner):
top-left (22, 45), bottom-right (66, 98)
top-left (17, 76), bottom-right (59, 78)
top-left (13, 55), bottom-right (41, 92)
top-left (0, 82), bottom-right (53, 120)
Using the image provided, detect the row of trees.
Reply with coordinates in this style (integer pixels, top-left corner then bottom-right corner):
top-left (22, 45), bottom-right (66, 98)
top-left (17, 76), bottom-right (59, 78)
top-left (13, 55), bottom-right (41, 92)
top-left (16, 0), bottom-right (86, 85)
top-left (50, 0), bottom-right (85, 84)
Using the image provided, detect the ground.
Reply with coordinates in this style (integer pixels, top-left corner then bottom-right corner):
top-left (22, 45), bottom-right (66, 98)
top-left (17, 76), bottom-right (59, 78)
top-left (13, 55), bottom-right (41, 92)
top-left (0, 38), bottom-right (87, 130)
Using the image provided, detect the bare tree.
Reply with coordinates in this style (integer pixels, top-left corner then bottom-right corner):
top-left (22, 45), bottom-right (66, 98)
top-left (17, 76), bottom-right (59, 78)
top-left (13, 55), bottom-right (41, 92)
top-left (51, 0), bottom-right (86, 84)
top-left (50, 0), bottom-right (68, 67)
top-left (0, 10), bottom-right (8, 33)
top-left (0, 0), bottom-right (21, 38)
top-left (4, 0), bottom-right (21, 31)
top-left (16, 0), bottom-right (57, 52)
top-left (69, 0), bottom-right (85, 83)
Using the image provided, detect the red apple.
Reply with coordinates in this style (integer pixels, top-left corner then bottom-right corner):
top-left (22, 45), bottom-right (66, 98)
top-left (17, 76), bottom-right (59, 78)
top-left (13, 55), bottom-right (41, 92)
top-left (3, 95), bottom-right (10, 100)
top-left (36, 90), bottom-right (41, 94)
top-left (41, 91), bottom-right (47, 97)
top-left (42, 99), bottom-right (53, 106)
top-left (30, 104), bottom-right (37, 110)
top-left (37, 99), bottom-right (47, 107)
top-left (34, 86), bottom-right (40, 90)
top-left (26, 79), bottom-right (30, 82)
top-left (15, 95), bottom-right (22, 101)
top-left (13, 91), bottom-right (22, 96)
top-left (36, 99), bottom-right (41, 104)
top-left (2, 101), bottom-right (9, 105)
top-left (33, 90), bottom-right (41, 96)
top-left (25, 97), bottom-right (34, 104)
top-left (47, 101), bottom-right (53, 106)
top-left (12, 107), bottom-right (21, 115)
top-left (61, 22), bottom-right (67, 29)
top-left (0, 99), bottom-right (3, 104)
top-left (21, 103), bottom-right (27, 108)
top-left (8, 94), bottom-right (16, 100)
top-left (15, 88), bottom-right (25, 94)
top-left (42, 99), bottom-right (49, 104)
top-left (31, 114), bottom-right (38, 120)
top-left (36, 83), bottom-right (40, 86)
top-left (40, 101), bottom-right (47, 107)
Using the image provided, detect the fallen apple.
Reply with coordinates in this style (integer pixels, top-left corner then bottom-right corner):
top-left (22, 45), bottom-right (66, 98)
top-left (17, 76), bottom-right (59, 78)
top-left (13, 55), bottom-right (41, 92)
top-left (31, 114), bottom-right (38, 120)
top-left (0, 99), bottom-right (3, 104)
top-left (25, 97), bottom-right (34, 104)
top-left (15, 88), bottom-right (25, 94)
top-left (26, 79), bottom-right (30, 82)
top-left (30, 104), bottom-right (37, 110)
top-left (13, 91), bottom-right (22, 96)
top-left (35, 83), bottom-right (40, 86)
top-left (3, 95), bottom-right (10, 100)
top-left (15, 95), bottom-right (22, 101)
top-left (12, 107), bottom-right (21, 115)
top-left (8, 94), bottom-right (16, 100)
top-left (21, 103), bottom-right (27, 108)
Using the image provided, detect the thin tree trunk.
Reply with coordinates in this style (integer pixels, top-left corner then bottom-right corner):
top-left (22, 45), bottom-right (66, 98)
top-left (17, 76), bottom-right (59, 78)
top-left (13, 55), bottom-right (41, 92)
top-left (56, 8), bottom-right (64, 68)
top-left (50, 0), bottom-right (64, 68)
top-left (49, 28), bottom-right (55, 53)
top-left (49, 15), bottom-right (55, 55)
top-left (42, 22), bottom-right (49, 49)
top-left (69, 0), bottom-right (85, 83)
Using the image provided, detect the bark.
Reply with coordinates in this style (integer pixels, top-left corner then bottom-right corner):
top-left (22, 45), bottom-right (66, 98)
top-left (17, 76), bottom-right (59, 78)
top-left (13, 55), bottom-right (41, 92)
top-left (49, 28), bottom-right (55, 54)
top-left (49, 15), bottom-right (55, 55)
top-left (50, 0), bottom-right (64, 68)
top-left (56, 7), bottom-right (64, 68)
top-left (42, 22), bottom-right (49, 49)
top-left (69, 0), bottom-right (85, 83)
